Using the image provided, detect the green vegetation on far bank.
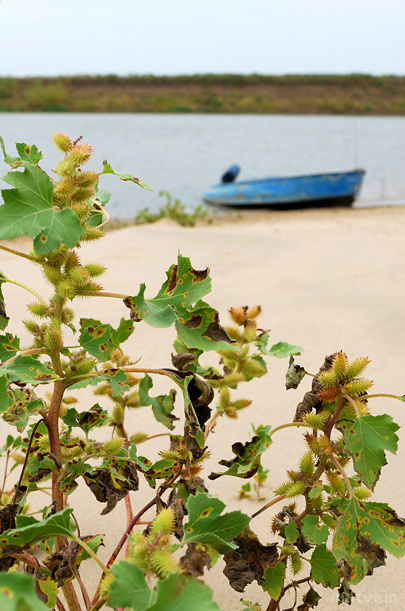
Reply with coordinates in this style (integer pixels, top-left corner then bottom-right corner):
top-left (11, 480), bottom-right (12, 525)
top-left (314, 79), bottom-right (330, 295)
top-left (1, 74), bottom-right (405, 115)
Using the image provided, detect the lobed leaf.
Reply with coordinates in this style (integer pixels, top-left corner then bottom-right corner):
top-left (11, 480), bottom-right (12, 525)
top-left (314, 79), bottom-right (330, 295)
top-left (0, 572), bottom-right (48, 611)
top-left (301, 515), bottom-right (329, 545)
top-left (262, 561), bottom-right (286, 600)
top-left (139, 374), bottom-right (178, 430)
top-left (101, 160), bottom-right (153, 191)
top-left (309, 544), bottom-right (339, 588)
top-left (209, 426), bottom-right (272, 480)
top-left (109, 561), bottom-right (220, 611)
top-left (0, 355), bottom-right (58, 385)
top-left (124, 255), bottom-right (233, 351)
top-left (339, 415), bottom-right (399, 490)
top-left (0, 141), bottom-right (84, 254)
top-left (0, 508), bottom-right (74, 553)
top-left (0, 333), bottom-right (20, 361)
top-left (78, 317), bottom-right (134, 361)
top-left (257, 334), bottom-right (303, 358)
top-left (333, 497), bottom-right (405, 583)
top-left (182, 492), bottom-right (250, 553)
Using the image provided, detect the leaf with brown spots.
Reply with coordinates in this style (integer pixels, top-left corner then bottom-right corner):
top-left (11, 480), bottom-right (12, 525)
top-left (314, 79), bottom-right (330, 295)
top-left (0, 356), bottom-right (58, 386)
top-left (124, 255), bottom-right (234, 350)
top-left (83, 463), bottom-right (139, 514)
top-left (209, 426), bottom-right (272, 480)
top-left (79, 317), bottom-right (134, 361)
top-left (338, 415), bottom-right (400, 490)
top-left (333, 498), bottom-right (405, 583)
top-left (182, 491), bottom-right (251, 554)
top-left (101, 160), bottom-right (152, 191)
top-left (0, 332), bottom-right (20, 361)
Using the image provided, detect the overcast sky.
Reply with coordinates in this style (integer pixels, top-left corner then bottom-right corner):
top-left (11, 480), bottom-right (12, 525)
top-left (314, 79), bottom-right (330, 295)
top-left (1, 0), bottom-right (404, 77)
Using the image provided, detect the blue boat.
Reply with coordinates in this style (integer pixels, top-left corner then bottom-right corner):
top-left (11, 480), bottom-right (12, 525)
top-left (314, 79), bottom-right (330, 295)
top-left (203, 168), bottom-right (365, 209)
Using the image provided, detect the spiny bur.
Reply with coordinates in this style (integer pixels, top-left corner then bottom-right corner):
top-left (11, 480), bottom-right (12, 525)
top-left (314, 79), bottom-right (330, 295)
top-left (67, 144), bottom-right (92, 167)
top-left (151, 508), bottom-right (175, 535)
top-left (52, 133), bottom-right (72, 152)
top-left (129, 432), bottom-right (148, 444)
top-left (103, 438), bottom-right (125, 455)
top-left (85, 263), bottom-right (106, 278)
top-left (332, 351), bottom-right (348, 380)
top-left (43, 322), bottom-right (63, 352)
top-left (27, 302), bottom-right (48, 318)
top-left (299, 451), bottom-right (315, 476)
top-left (354, 487), bottom-right (372, 500)
top-left (346, 356), bottom-right (370, 381)
top-left (69, 267), bottom-right (92, 288)
top-left (303, 413), bottom-right (326, 430)
top-left (150, 550), bottom-right (177, 578)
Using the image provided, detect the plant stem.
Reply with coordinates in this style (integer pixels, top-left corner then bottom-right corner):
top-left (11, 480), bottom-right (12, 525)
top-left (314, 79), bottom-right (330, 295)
top-left (0, 243), bottom-right (41, 263)
top-left (77, 290), bottom-right (128, 299)
top-left (2, 276), bottom-right (47, 305)
top-left (330, 454), bottom-right (355, 497)
top-left (269, 422), bottom-right (308, 436)
top-left (251, 493), bottom-right (287, 519)
top-left (204, 409), bottom-right (221, 440)
top-left (365, 393), bottom-right (404, 401)
top-left (341, 390), bottom-right (361, 418)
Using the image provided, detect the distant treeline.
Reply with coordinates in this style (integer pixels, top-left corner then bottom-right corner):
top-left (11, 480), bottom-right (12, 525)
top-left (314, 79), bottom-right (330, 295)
top-left (1, 74), bottom-right (404, 114)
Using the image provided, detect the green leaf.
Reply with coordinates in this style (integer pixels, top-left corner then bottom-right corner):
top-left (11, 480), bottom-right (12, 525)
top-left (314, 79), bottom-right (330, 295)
top-left (109, 562), bottom-right (220, 611)
top-left (101, 160), bottom-right (153, 191)
top-left (0, 507), bottom-right (74, 553)
top-left (339, 415), bottom-right (400, 490)
top-left (109, 561), bottom-right (156, 610)
top-left (182, 492), bottom-right (250, 553)
top-left (284, 521), bottom-right (299, 544)
top-left (69, 367), bottom-right (129, 397)
top-left (257, 334), bottom-right (303, 358)
top-left (262, 561), bottom-right (286, 600)
top-left (78, 317), bottom-right (134, 361)
top-left (301, 515), bottom-right (329, 545)
top-left (62, 403), bottom-right (110, 433)
top-left (148, 572), bottom-right (220, 611)
top-left (310, 544), bottom-right (339, 588)
top-left (0, 144), bottom-right (84, 254)
top-left (139, 374), bottom-right (178, 430)
top-left (0, 333), bottom-right (20, 361)
top-left (209, 426), bottom-right (272, 480)
top-left (0, 135), bottom-right (23, 168)
top-left (36, 575), bottom-right (58, 609)
top-left (0, 572), bottom-right (48, 611)
top-left (0, 355), bottom-right (58, 385)
top-left (333, 498), bottom-right (405, 564)
top-left (124, 255), bottom-right (233, 351)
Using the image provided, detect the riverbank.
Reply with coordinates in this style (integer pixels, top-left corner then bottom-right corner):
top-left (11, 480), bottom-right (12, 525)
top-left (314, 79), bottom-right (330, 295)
top-left (1, 74), bottom-right (405, 114)
top-left (1, 204), bottom-right (404, 609)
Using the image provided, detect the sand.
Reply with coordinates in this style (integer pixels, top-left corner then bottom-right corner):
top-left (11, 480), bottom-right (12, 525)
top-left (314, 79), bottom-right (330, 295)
top-left (1, 205), bottom-right (404, 610)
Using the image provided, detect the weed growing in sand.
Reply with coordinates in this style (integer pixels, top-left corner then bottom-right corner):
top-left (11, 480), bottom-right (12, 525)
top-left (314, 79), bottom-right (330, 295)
top-left (134, 190), bottom-right (212, 227)
top-left (0, 134), bottom-right (404, 611)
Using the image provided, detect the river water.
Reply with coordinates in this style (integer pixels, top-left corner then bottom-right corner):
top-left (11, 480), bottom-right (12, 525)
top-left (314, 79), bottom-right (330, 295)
top-left (1, 113), bottom-right (404, 218)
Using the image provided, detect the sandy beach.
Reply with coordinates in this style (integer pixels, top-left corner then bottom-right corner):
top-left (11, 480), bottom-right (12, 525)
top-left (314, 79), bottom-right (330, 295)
top-left (1, 205), bottom-right (404, 610)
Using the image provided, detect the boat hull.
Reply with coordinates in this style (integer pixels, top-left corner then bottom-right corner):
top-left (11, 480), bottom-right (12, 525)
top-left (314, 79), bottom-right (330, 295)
top-left (203, 170), bottom-right (365, 208)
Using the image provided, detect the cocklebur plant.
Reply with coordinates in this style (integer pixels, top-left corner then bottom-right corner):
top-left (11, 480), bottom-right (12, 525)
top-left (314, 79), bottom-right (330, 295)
top-left (0, 135), bottom-right (404, 611)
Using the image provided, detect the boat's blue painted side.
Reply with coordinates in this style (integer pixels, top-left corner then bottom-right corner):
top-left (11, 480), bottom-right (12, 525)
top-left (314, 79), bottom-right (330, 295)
top-left (203, 169), bottom-right (365, 208)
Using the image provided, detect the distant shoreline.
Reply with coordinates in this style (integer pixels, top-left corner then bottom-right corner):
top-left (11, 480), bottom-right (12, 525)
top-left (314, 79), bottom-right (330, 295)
top-left (1, 74), bottom-right (404, 115)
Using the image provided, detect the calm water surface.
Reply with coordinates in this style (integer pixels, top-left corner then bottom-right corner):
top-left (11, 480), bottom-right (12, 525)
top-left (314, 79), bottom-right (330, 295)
top-left (1, 113), bottom-right (404, 218)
